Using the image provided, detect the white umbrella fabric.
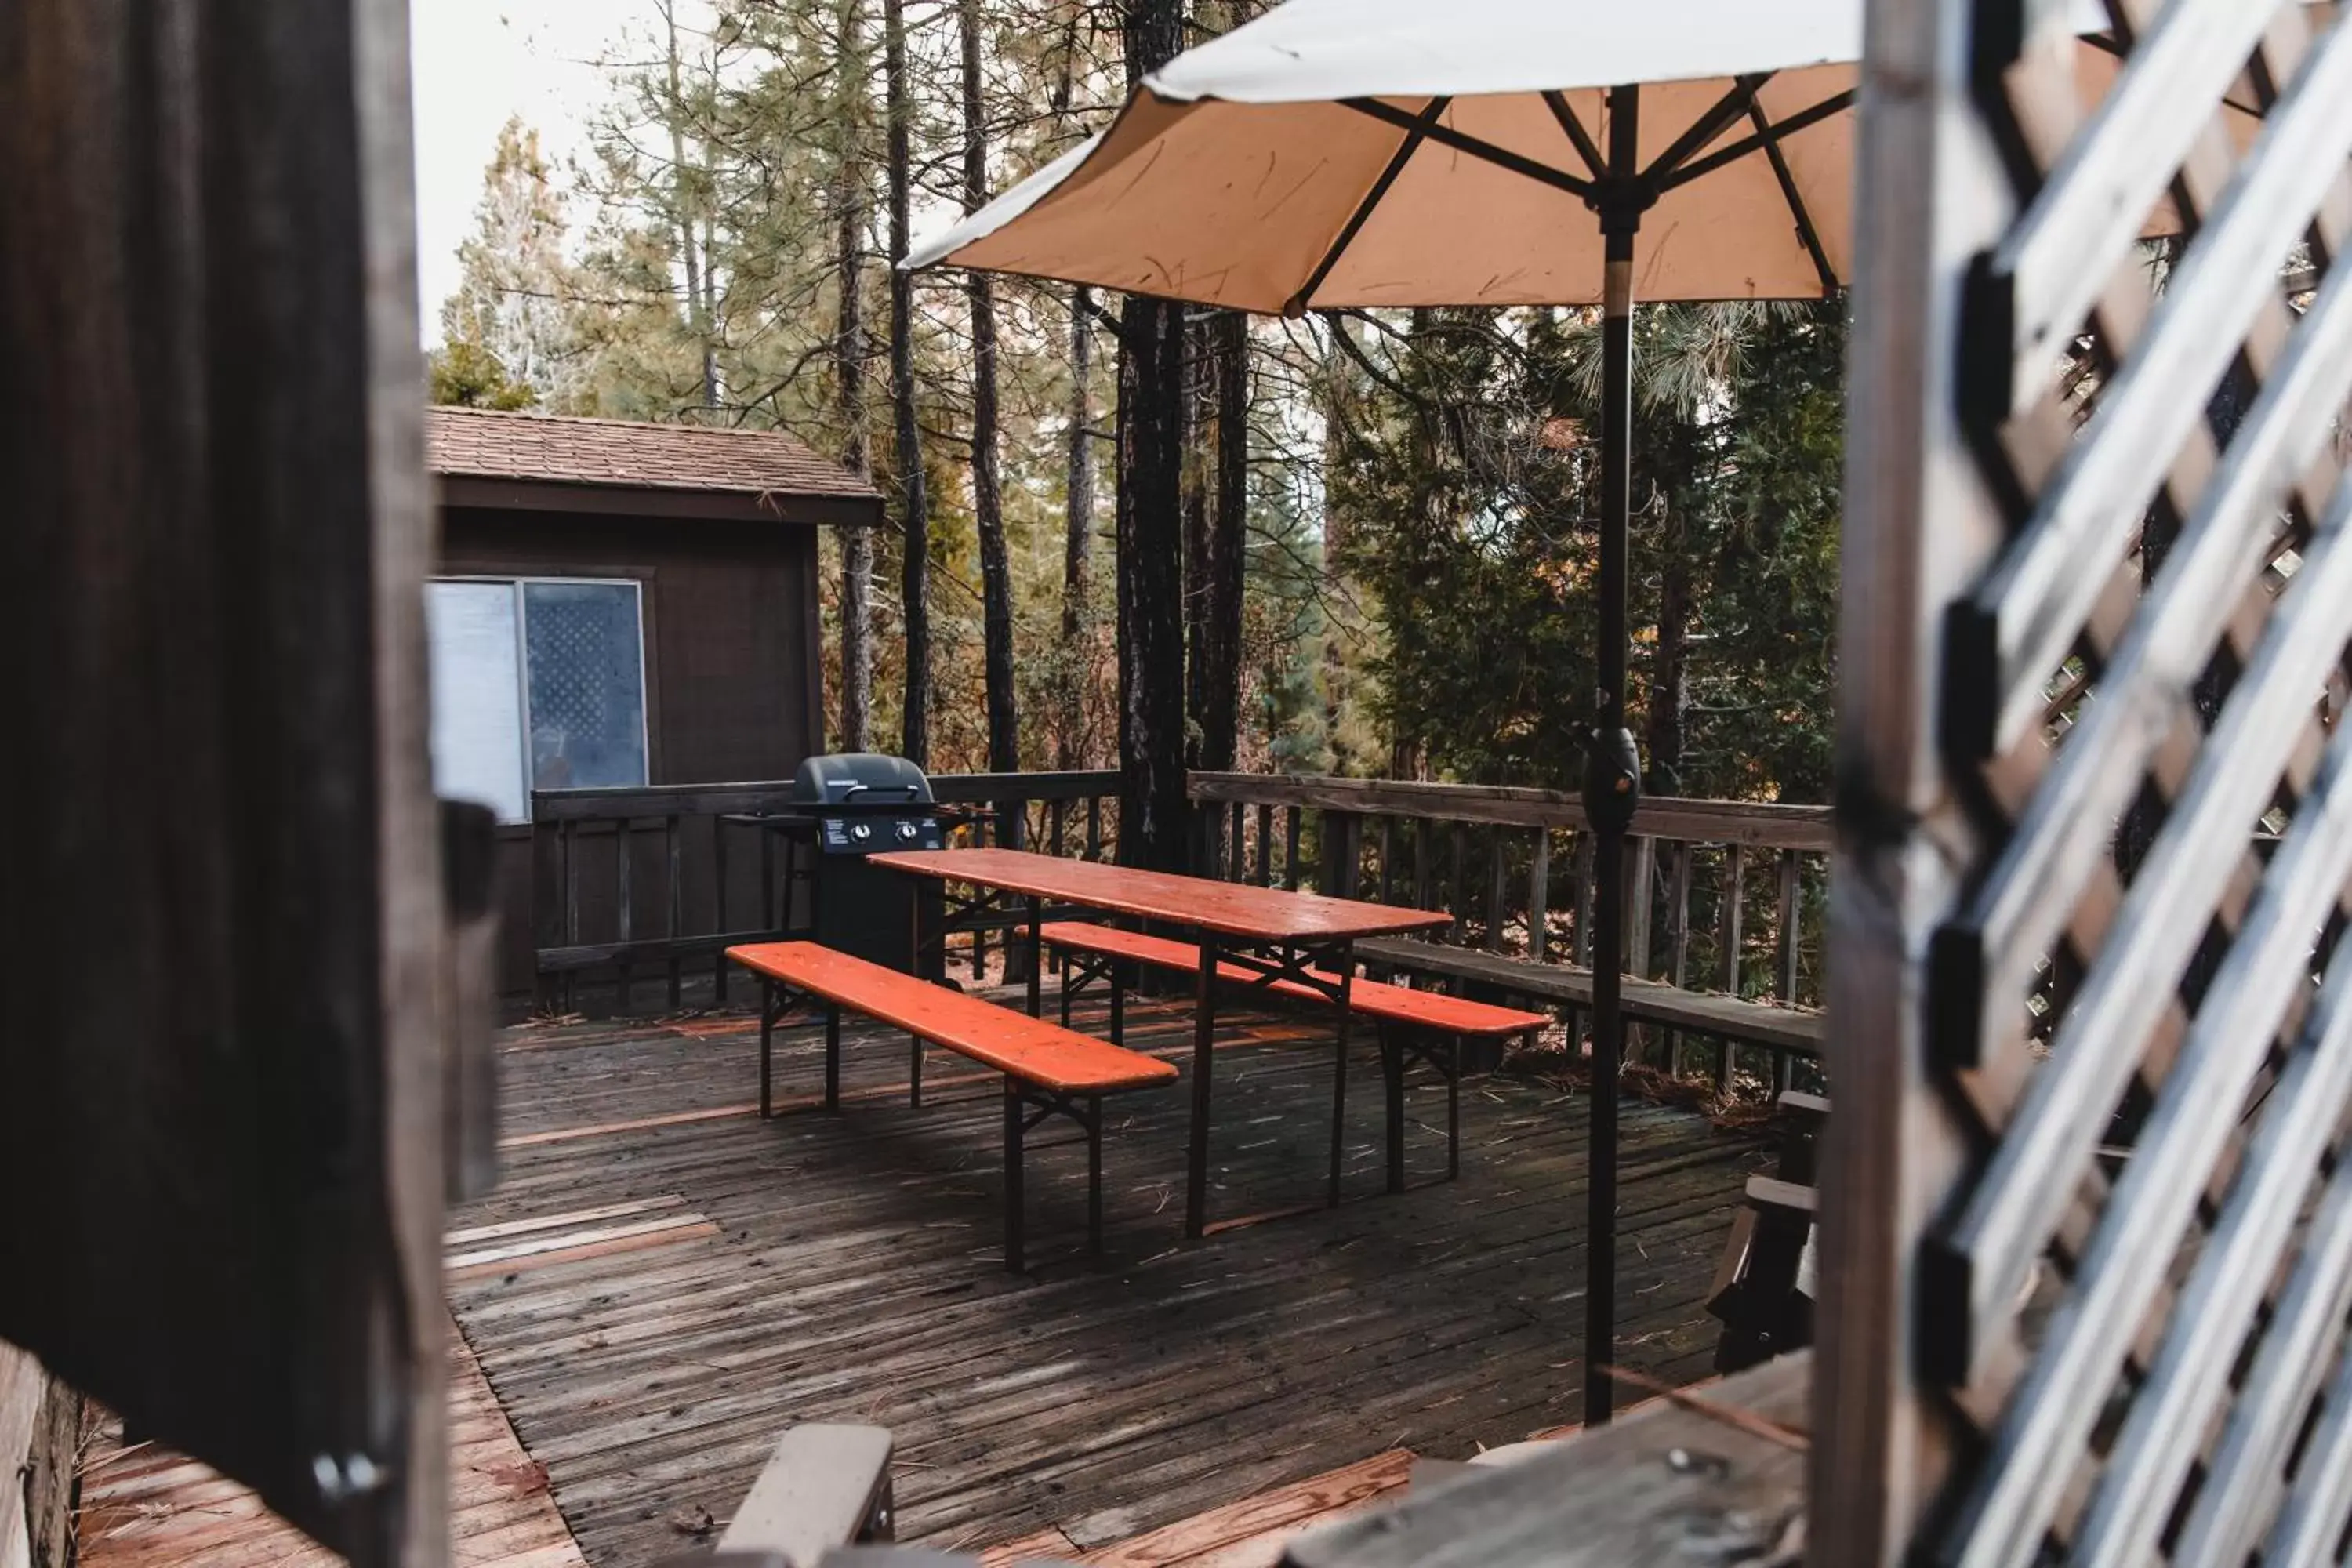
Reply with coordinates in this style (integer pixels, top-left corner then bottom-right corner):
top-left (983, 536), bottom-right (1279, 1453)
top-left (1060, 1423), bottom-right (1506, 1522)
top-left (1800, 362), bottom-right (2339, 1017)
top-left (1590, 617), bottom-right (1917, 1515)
top-left (907, 0), bottom-right (2273, 1424)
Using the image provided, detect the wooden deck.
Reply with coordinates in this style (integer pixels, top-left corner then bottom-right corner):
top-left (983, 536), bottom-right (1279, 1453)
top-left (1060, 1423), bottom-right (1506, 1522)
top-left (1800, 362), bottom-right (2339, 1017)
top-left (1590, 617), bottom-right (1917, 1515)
top-left (79, 1328), bottom-right (586, 1568)
top-left (447, 982), bottom-right (1769, 1564)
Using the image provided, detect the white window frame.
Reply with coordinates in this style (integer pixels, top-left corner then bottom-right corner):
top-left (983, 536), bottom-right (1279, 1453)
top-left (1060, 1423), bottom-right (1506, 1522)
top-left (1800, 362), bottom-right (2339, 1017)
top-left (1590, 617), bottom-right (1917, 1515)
top-left (430, 574), bottom-right (652, 819)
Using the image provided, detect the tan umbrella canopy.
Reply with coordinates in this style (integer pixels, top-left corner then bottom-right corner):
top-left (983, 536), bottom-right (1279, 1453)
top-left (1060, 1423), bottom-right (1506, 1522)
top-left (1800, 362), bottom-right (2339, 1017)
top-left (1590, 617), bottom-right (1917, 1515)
top-left (909, 0), bottom-right (2285, 1423)
top-left (908, 0), bottom-right (2252, 312)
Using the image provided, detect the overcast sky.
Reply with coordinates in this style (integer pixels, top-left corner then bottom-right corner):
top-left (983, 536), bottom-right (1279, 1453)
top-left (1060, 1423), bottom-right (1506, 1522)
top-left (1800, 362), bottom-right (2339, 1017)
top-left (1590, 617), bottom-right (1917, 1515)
top-left (408, 0), bottom-right (647, 343)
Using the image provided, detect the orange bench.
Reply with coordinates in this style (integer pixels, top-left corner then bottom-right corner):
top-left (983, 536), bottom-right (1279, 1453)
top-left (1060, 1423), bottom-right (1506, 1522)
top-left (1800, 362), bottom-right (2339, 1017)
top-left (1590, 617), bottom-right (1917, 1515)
top-left (1036, 922), bottom-right (1546, 1191)
top-left (727, 941), bottom-right (1178, 1270)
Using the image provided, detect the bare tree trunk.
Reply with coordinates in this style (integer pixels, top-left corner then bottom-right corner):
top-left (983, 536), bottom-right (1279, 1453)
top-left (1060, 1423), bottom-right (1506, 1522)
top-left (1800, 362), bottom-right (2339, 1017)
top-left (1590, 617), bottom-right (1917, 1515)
top-left (1183, 309), bottom-right (1210, 760)
top-left (834, 0), bottom-right (873, 751)
top-left (885, 0), bottom-right (928, 765)
top-left (1199, 310), bottom-right (1248, 772)
top-left (1646, 506), bottom-right (1690, 795)
top-left (1117, 0), bottom-right (1189, 869)
top-left (962, 0), bottom-right (1018, 782)
top-left (1058, 285), bottom-right (1095, 769)
top-left (662, 1), bottom-right (717, 412)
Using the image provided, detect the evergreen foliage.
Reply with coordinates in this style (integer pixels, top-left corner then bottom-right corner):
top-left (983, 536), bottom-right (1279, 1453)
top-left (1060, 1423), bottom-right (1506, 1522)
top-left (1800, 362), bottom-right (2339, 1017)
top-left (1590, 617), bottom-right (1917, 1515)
top-left (424, 4), bottom-right (1846, 802)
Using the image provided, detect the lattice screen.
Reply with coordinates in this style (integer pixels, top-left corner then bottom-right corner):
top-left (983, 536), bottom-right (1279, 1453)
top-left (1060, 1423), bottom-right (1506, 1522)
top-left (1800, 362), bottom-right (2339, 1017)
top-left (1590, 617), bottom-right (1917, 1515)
top-left (1822, 2), bottom-right (2352, 1563)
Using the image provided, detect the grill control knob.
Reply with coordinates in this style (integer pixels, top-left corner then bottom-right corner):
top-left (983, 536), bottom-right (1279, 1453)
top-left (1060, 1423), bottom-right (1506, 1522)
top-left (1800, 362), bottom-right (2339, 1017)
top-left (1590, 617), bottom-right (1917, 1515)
top-left (895, 821), bottom-right (919, 840)
top-left (851, 822), bottom-right (872, 841)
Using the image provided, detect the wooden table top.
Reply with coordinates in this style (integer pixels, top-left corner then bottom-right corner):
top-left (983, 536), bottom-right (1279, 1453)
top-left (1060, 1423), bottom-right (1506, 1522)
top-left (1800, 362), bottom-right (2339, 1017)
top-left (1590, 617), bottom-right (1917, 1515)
top-left (868, 847), bottom-right (1452, 944)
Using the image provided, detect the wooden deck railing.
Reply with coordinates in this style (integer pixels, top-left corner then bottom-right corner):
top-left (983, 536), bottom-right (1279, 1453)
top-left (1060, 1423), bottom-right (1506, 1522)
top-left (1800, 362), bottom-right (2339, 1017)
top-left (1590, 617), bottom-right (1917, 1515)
top-left (529, 770), bottom-right (1120, 1012)
top-left (1189, 772), bottom-right (1829, 1087)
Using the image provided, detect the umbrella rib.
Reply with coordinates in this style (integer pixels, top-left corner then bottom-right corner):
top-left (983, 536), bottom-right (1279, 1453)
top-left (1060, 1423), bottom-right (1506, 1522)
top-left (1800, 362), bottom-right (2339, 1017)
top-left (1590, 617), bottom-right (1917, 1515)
top-left (1284, 97), bottom-right (1452, 315)
top-left (1657, 88), bottom-right (1856, 191)
top-left (1641, 73), bottom-right (1771, 186)
top-left (1541, 91), bottom-right (1608, 182)
top-left (1339, 97), bottom-right (1593, 202)
top-left (1744, 96), bottom-right (1840, 294)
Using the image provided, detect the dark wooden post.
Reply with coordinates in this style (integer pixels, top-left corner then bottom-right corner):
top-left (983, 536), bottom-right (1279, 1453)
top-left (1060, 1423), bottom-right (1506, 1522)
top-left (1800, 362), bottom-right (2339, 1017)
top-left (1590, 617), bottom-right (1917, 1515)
top-left (1320, 809), bottom-right (1361, 900)
top-left (0, 0), bottom-right (452, 1557)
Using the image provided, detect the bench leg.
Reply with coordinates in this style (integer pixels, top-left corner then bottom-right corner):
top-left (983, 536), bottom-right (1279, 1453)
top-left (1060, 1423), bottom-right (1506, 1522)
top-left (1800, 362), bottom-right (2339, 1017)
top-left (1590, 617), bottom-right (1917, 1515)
top-left (1381, 1025), bottom-right (1405, 1196)
top-left (825, 1004), bottom-right (840, 1112)
top-left (760, 978), bottom-right (775, 1119)
top-left (1058, 957), bottom-right (1073, 1027)
top-left (1003, 1077), bottom-right (1025, 1273)
top-left (910, 1033), bottom-right (924, 1108)
top-left (1087, 1094), bottom-right (1104, 1256)
top-left (1109, 961), bottom-right (1126, 1048)
top-left (1187, 942), bottom-right (1218, 1239)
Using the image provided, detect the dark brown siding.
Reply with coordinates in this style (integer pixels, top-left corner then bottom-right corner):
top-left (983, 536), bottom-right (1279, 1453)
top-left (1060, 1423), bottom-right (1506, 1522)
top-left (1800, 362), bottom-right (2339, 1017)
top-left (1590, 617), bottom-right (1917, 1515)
top-left (437, 505), bottom-right (826, 993)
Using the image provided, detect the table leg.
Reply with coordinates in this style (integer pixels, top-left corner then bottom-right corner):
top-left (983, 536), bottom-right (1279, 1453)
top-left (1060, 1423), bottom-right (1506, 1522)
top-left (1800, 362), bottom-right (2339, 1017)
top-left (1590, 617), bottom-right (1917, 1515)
top-left (1025, 894), bottom-right (1044, 1018)
top-left (1330, 942), bottom-right (1354, 1208)
top-left (759, 977), bottom-right (775, 1119)
top-left (1186, 938), bottom-right (1218, 1239)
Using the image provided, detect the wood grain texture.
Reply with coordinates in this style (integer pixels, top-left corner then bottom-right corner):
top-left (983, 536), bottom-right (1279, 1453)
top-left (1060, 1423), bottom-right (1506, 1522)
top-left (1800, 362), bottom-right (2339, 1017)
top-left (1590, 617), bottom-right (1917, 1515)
top-left (448, 988), bottom-right (1769, 1563)
top-left (1187, 775), bottom-right (1831, 851)
top-left (727, 942), bottom-right (1179, 1093)
top-left (1079, 1448), bottom-right (1413, 1568)
top-left (1038, 924), bottom-right (1546, 1037)
top-left (78, 1328), bottom-right (586, 1568)
top-left (868, 850), bottom-right (1452, 942)
top-left (1283, 1353), bottom-right (1809, 1567)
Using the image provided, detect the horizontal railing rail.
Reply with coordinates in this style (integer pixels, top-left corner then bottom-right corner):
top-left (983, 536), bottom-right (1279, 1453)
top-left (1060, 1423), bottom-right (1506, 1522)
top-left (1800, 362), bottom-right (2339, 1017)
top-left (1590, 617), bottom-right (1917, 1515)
top-left (1187, 771), bottom-right (1828, 1092)
top-left (527, 769), bottom-right (1121, 1012)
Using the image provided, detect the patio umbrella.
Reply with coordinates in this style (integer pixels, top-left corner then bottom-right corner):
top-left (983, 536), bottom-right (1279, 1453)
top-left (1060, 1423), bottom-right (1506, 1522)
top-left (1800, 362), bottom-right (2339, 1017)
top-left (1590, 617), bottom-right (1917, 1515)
top-left (907, 0), bottom-right (2259, 1422)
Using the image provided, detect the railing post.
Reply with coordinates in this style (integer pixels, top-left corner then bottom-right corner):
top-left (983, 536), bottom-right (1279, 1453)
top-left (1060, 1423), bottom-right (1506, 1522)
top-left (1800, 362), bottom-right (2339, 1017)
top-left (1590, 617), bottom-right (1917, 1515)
top-left (1321, 810), bottom-right (1361, 899)
top-left (532, 815), bottom-right (562, 1015)
top-left (666, 815), bottom-right (684, 1011)
top-left (1716, 844), bottom-right (1747, 1092)
top-left (1666, 843), bottom-right (1694, 1076)
top-left (1486, 826), bottom-right (1511, 953)
top-left (1527, 830), bottom-right (1552, 963)
top-left (1626, 836), bottom-right (1655, 1064)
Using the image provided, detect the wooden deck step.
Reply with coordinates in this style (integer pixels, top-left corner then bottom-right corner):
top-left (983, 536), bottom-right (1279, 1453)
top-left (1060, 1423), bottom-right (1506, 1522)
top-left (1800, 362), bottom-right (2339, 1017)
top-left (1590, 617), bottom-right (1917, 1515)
top-left (980, 1448), bottom-right (1417, 1568)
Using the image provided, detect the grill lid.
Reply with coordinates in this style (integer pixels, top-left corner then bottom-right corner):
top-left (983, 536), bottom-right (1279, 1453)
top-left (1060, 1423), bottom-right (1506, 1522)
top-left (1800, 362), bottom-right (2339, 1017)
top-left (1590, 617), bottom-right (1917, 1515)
top-left (790, 752), bottom-right (935, 809)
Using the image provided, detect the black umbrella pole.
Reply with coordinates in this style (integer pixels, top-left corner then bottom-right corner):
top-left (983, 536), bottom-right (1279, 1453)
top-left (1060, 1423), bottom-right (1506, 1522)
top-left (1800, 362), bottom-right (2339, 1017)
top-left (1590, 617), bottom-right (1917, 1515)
top-left (1582, 165), bottom-right (1641, 1426)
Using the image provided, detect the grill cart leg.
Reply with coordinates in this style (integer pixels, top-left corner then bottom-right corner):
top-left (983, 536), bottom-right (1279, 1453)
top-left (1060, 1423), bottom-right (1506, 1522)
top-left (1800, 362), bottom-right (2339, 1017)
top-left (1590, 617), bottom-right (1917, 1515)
top-left (1003, 1077), bottom-right (1025, 1273)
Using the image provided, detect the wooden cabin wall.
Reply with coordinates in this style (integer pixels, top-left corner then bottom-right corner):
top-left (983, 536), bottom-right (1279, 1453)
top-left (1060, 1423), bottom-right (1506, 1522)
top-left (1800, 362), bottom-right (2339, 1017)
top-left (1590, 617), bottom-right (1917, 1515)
top-left (438, 506), bottom-right (826, 994)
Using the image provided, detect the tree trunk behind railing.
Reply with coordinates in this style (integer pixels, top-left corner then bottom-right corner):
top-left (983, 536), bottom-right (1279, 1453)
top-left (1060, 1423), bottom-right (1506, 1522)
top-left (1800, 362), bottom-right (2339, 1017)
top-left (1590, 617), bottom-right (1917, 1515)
top-left (885, 0), bottom-right (929, 768)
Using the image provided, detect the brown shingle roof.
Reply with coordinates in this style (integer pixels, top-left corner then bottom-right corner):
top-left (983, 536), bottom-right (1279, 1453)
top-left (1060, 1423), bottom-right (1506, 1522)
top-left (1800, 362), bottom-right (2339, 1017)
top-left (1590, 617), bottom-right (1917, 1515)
top-left (426, 406), bottom-right (878, 501)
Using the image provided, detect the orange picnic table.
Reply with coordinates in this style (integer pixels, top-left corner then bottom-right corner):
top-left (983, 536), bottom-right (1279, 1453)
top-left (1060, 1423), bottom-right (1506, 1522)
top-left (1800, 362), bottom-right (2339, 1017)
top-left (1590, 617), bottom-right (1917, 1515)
top-left (869, 847), bottom-right (1449, 1237)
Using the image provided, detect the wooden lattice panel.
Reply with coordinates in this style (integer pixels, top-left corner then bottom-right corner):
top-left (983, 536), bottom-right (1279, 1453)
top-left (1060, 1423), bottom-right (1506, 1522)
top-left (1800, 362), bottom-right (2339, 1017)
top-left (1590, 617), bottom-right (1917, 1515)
top-left (1824, 1), bottom-right (2352, 1564)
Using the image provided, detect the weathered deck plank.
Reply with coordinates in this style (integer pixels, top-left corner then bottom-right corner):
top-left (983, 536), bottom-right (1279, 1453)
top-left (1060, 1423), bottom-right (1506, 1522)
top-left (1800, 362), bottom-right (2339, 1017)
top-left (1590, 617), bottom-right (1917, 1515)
top-left (77, 1329), bottom-right (586, 1568)
top-left (450, 985), bottom-right (1767, 1564)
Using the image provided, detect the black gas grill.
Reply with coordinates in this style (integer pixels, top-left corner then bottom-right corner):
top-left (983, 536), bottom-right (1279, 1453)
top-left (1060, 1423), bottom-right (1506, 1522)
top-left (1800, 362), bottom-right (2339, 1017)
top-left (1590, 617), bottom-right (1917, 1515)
top-left (790, 753), bottom-right (951, 978)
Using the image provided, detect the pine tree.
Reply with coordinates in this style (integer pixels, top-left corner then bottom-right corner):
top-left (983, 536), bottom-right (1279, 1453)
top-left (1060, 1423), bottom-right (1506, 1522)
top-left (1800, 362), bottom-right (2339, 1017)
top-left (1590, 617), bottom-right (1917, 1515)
top-left (432, 118), bottom-right (576, 408)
